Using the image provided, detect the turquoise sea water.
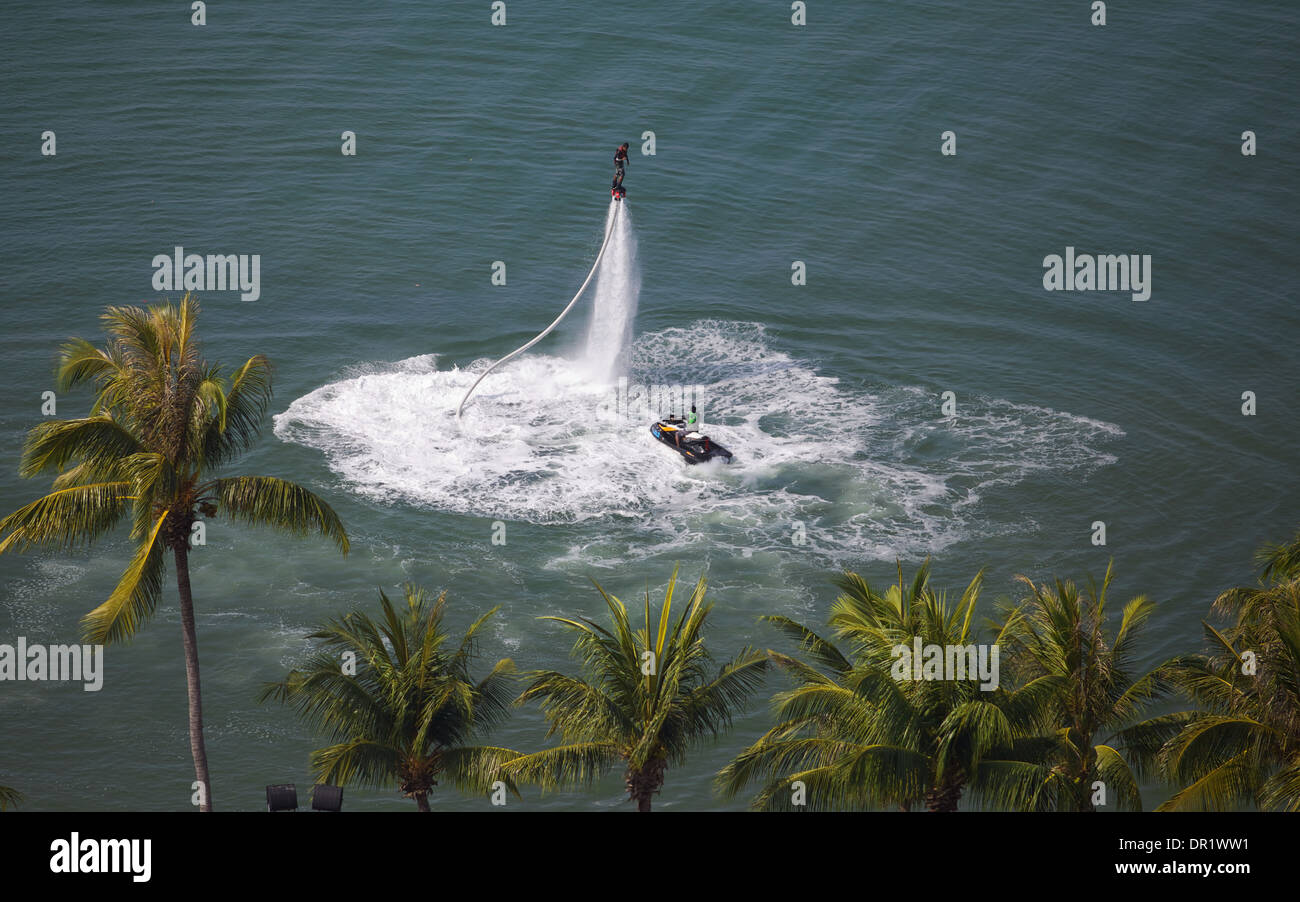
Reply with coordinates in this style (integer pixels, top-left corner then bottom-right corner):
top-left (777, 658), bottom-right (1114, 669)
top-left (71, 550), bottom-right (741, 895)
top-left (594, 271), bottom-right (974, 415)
top-left (1, 1), bottom-right (1297, 810)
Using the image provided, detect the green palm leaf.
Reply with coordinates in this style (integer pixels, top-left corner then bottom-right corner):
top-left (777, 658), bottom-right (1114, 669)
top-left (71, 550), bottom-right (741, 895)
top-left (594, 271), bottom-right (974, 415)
top-left (1149, 532), bottom-right (1300, 810)
top-left (512, 569), bottom-right (767, 810)
top-left (211, 476), bottom-right (349, 552)
top-left (264, 586), bottom-right (520, 809)
top-left (1, 293), bottom-right (351, 810)
top-left (81, 513), bottom-right (168, 644)
top-left (0, 482), bottom-right (132, 553)
top-left (725, 561), bottom-right (1035, 811)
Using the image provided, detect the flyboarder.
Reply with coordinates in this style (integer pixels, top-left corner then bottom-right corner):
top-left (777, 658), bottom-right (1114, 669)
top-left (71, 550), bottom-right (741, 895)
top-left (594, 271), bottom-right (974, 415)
top-left (610, 143), bottom-right (630, 200)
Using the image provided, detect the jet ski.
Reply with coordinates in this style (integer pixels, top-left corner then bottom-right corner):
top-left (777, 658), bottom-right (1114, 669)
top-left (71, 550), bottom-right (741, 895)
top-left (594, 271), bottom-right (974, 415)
top-left (650, 416), bottom-right (734, 464)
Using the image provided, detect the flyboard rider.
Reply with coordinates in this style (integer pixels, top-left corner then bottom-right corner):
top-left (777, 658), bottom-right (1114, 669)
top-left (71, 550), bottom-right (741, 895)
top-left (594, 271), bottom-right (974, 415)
top-left (612, 142), bottom-right (629, 200)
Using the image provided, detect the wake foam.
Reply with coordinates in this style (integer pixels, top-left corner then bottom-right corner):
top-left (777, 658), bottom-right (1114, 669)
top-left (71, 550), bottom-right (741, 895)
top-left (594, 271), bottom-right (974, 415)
top-left (273, 321), bottom-right (1123, 564)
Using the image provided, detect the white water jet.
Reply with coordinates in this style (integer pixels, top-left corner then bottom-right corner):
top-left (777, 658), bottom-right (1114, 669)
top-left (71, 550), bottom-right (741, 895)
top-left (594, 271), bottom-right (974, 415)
top-left (457, 202), bottom-right (623, 419)
top-left (583, 202), bottom-right (640, 385)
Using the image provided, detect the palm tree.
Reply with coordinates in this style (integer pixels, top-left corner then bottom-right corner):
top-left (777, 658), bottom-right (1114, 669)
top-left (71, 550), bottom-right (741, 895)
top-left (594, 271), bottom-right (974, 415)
top-left (0, 785), bottom-right (20, 812)
top-left (718, 561), bottom-right (1032, 811)
top-left (504, 568), bottom-right (767, 811)
top-left (262, 585), bottom-right (520, 811)
top-left (1126, 532), bottom-right (1300, 810)
top-left (987, 562), bottom-right (1182, 811)
top-left (0, 295), bottom-right (348, 811)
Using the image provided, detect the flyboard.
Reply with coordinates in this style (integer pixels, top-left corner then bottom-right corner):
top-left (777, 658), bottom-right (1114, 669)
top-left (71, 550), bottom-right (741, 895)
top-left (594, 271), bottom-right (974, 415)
top-left (456, 200), bottom-right (621, 421)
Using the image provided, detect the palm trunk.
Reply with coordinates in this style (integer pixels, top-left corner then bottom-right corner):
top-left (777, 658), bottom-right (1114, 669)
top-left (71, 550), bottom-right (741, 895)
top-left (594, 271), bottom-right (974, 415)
top-left (626, 759), bottom-right (666, 812)
top-left (1068, 744), bottom-right (1097, 811)
top-left (1073, 771), bottom-right (1097, 812)
top-left (174, 546), bottom-right (213, 812)
top-left (924, 775), bottom-right (963, 812)
top-left (414, 793), bottom-right (430, 812)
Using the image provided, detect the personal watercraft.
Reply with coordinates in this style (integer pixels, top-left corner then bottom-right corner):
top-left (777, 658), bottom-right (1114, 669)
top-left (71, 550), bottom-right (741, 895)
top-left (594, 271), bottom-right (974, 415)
top-left (650, 416), bottom-right (734, 464)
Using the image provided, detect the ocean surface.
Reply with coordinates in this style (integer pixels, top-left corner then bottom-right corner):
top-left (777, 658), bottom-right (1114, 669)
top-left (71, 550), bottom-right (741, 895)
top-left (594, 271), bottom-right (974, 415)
top-left (0, 1), bottom-right (1296, 810)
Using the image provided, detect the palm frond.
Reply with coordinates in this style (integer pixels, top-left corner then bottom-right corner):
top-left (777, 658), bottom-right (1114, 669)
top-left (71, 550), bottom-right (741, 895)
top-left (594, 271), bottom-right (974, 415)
top-left (19, 416), bottom-right (142, 478)
top-left (81, 512), bottom-right (168, 644)
top-left (0, 483), bottom-right (131, 553)
top-left (264, 586), bottom-right (517, 803)
top-left (212, 476), bottom-right (349, 552)
top-left (500, 742), bottom-right (623, 790)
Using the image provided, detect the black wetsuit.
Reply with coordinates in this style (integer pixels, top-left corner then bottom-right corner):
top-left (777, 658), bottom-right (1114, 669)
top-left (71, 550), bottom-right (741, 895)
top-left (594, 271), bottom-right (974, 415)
top-left (614, 146), bottom-right (629, 174)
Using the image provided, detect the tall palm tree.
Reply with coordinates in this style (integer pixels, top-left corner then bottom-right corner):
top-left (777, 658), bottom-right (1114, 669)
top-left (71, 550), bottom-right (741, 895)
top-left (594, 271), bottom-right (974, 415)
top-left (504, 568), bottom-right (767, 811)
top-left (988, 562), bottom-right (1182, 811)
top-left (0, 785), bottom-right (20, 812)
top-left (718, 561), bottom-right (1033, 811)
top-left (262, 585), bottom-right (519, 811)
top-left (1125, 531), bottom-right (1300, 810)
top-left (0, 295), bottom-right (348, 811)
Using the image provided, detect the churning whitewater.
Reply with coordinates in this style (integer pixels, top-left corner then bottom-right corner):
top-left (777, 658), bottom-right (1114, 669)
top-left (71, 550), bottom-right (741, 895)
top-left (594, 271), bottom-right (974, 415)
top-left (273, 200), bottom-right (1123, 564)
top-left (275, 327), bottom-right (1122, 567)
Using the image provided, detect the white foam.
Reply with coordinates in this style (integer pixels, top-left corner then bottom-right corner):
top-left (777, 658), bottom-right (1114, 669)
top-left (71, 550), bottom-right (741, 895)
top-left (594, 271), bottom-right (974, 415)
top-left (273, 320), bottom-right (1124, 565)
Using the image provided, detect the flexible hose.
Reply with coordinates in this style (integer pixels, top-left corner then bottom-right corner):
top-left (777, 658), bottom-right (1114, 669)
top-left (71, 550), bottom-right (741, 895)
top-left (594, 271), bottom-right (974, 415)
top-left (456, 202), bottom-right (620, 420)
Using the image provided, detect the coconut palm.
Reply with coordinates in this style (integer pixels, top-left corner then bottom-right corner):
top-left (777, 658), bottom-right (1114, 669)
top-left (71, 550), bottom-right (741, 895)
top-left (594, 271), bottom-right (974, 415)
top-left (987, 562), bottom-right (1183, 811)
top-left (718, 561), bottom-right (1039, 811)
top-left (1125, 532), bottom-right (1300, 810)
top-left (504, 568), bottom-right (767, 811)
top-left (0, 785), bottom-right (20, 812)
top-left (0, 295), bottom-right (348, 811)
top-left (262, 585), bottom-right (519, 811)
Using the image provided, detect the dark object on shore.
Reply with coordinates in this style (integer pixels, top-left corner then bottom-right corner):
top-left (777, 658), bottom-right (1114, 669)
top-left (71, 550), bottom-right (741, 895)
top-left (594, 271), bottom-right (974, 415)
top-left (311, 784), bottom-right (344, 812)
top-left (266, 783), bottom-right (299, 812)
